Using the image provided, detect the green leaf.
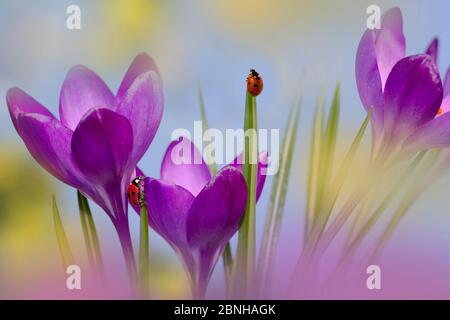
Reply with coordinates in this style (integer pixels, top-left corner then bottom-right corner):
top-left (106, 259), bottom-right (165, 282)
top-left (235, 91), bottom-right (258, 296)
top-left (305, 83), bottom-right (340, 250)
top-left (318, 111), bottom-right (370, 236)
top-left (313, 83), bottom-right (340, 225)
top-left (77, 190), bottom-right (103, 274)
top-left (304, 94), bottom-right (325, 240)
top-left (367, 150), bottom-right (440, 263)
top-left (52, 195), bottom-right (74, 269)
top-left (258, 102), bottom-right (300, 292)
top-left (77, 191), bottom-right (94, 269)
top-left (139, 204), bottom-right (150, 298)
top-left (347, 150), bottom-right (427, 257)
top-left (198, 85), bottom-right (217, 175)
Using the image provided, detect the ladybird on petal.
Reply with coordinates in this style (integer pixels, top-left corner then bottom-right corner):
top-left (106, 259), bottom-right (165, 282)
top-left (127, 176), bottom-right (145, 206)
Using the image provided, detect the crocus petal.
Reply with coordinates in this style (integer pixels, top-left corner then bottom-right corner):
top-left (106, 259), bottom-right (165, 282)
top-left (443, 68), bottom-right (450, 97)
top-left (116, 71), bottom-right (163, 164)
top-left (186, 166), bottom-right (247, 250)
top-left (375, 7), bottom-right (406, 89)
top-left (144, 178), bottom-right (195, 249)
top-left (116, 53), bottom-right (160, 106)
top-left (440, 96), bottom-right (450, 115)
top-left (425, 38), bottom-right (439, 65)
top-left (403, 112), bottom-right (450, 149)
top-left (355, 7), bottom-right (405, 134)
top-left (355, 29), bottom-right (384, 129)
top-left (228, 151), bottom-right (268, 201)
top-left (6, 87), bottom-right (55, 131)
top-left (161, 137), bottom-right (212, 196)
top-left (72, 108), bottom-right (133, 186)
top-left (185, 167), bottom-right (247, 288)
top-left (15, 113), bottom-right (84, 187)
top-left (59, 65), bottom-right (114, 130)
top-left (383, 54), bottom-right (443, 143)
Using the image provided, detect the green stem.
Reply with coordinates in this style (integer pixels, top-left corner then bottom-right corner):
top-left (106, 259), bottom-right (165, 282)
top-left (304, 96), bottom-right (325, 242)
top-left (86, 208), bottom-right (103, 272)
top-left (344, 151), bottom-right (427, 259)
top-left (317, 112), bottom-right (370, 237)
top-left (222, 243), bottom-right (232, 293)
top-left (139, 204), bottom-right (150, 299)
top-left (77, 191), bottom-right (104, 275)
top-left (258, 103), bottom-right (299, 293)
top-left (198, 85), bottom-right (217, 175)
top-left (307, 139), bottom-right (403, 260)
top-left (235, 92), bottom-right (258, 296)
top-left (369, 150), bottom-right (442, 263)
top-left (77, 192), bottom-right (95, 270)
top-left (293, 157), bottom-right (381, 287)
top-left (52, 195), bottom-right (75, 269)
top-left (116, 219), bottom-right (138, 293)
top-left (312, 84), bottom-right (340, 230)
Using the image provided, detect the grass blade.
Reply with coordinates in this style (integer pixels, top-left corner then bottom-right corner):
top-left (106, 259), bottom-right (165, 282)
top-left (77, 191), bottom-right (95, 270)
top-left (304, 95), bottom-right (325, 241)
top-left (291, 85), bottom-right (341, 286)
top-left (342, 150), bottom-right (427, 262)
top-left (258, 102), bottom-right (300, 293)
top-left (139, 204), bottom-right (150, 298)
top-left (369, 150), bottom-right (441, 263)
top-left (318, 112), bottom-right (370, 236)
top-left (313, 83), bottom-right (340, 224)
top-left (235, 92), bottom-right (258, 296)
top-left (198, 85), bottom-right (217, 175)
top-left (77, 191), bottom-right (103, 274)
top-left (52, 195), bottom-right (74, 269)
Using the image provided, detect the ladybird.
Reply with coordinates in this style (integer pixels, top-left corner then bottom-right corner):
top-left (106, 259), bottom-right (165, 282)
top-left (128, 176), bottom-right (144, 206)
top-left (246, 69), bottom-right (263, 96)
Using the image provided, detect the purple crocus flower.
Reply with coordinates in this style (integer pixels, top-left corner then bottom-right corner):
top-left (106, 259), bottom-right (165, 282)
top-left (6, 53), bottom-right (164, 278)
top-left (425, 38), bottom-right (439, 65)
top-left (136, 137), bottom-right (267, 298)
top-left (355, 8), bottom-right (450, 154)
top-left (424, 37), bottom-right (450, 116)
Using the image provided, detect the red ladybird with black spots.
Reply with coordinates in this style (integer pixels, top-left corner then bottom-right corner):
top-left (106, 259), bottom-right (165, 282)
top-left (127, 176), bottom-right (144, 206)
top-left (246, 69), bottom-right (263, 96)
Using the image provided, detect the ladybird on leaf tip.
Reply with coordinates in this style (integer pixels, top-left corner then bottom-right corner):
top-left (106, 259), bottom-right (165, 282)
top-left (246, 69), bottom-right (263, 96)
